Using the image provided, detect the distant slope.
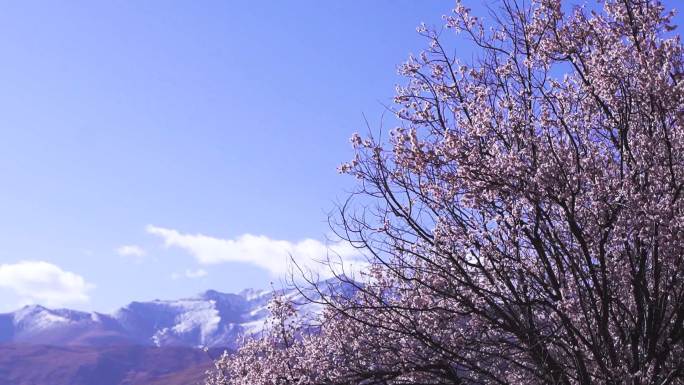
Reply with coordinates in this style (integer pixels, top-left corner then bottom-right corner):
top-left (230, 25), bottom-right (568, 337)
top-left (0, 344), bottom-right (217, 385)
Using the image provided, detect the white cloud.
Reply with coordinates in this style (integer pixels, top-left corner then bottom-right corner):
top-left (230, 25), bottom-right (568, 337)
top-left (172, 268), bottom-right (208, 280)
top-left (0, 261), bottom-right (94, 308)
top-left (147, 225), bottom-right (366, 277)
top-left (117, 245), bottom-right (147, 259)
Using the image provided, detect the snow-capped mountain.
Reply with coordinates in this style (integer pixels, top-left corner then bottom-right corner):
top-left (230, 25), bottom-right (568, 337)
top-left (0, 279), bottom-right (355, 349)
top-left (113, 288), bottom-right (273, 348)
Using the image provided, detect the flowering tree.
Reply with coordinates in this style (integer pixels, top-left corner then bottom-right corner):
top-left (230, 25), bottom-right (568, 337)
top-left (206, 0), bottom-right (684, 384)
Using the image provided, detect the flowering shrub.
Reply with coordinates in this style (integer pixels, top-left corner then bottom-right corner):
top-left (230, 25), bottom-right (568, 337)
top-left (207, 1), bottom-right (684, 384)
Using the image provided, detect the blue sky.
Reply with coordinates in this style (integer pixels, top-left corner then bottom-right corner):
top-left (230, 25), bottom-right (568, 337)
top-left (0, 1), bottom-right (452, 312)
top-left (0, 1), bottom-right (681, 313)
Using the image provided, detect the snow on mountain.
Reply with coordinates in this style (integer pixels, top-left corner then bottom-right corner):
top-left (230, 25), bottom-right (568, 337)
top-left (14, 305), bottom-right (72, 330)
top-left (0, 279), bottom-right (356, 349)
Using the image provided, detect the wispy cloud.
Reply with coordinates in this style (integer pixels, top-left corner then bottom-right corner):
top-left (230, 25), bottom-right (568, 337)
top-left (171, 268), bottom-right (208, 280)
top-left (0, 261), bottom-right (94, 308)
top-left (185, 268), bottom-right (208, 278)
top-left (147, 225), bottom-right (365, 277)
top-left (117, 245), bottom-right (147, 258)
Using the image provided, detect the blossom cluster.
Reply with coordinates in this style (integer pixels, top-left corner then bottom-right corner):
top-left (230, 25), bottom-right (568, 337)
top-left (207, 1), bottom-right (684, 384)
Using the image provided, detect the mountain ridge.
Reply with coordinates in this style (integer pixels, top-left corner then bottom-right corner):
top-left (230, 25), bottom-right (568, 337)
top-left (0, 277), bottom-right (356, 349)
top-left (0, 287), bottom-right (274, 349)
top-left (0, 278), bottom-right (358, 385)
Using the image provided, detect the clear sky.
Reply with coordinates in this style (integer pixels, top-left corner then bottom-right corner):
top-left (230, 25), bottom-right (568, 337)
top-left (0, 1), bottom-right (454, 312)
top-left (0, 1), bottom-right (681, 313)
